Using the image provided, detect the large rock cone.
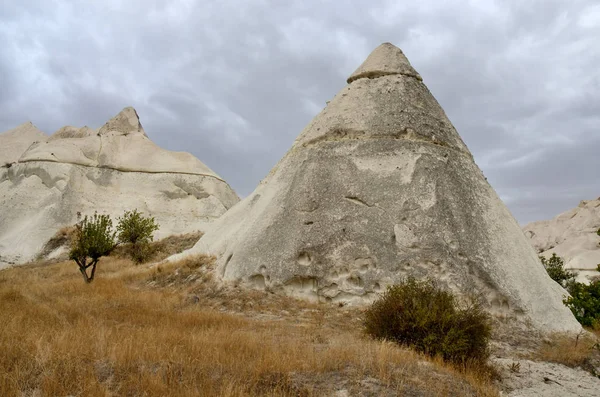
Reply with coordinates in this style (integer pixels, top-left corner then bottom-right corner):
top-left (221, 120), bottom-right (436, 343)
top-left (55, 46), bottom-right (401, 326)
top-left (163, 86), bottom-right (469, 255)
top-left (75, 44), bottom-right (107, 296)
top-left (0, 107), bottom-right (239, 267)
top-left (180, 43), bottom-right (580, 332)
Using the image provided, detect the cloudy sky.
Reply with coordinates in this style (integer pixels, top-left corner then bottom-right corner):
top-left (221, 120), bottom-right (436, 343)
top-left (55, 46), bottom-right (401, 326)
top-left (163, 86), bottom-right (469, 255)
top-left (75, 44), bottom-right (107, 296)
top-left (1, 0), bottom-right (598, 224)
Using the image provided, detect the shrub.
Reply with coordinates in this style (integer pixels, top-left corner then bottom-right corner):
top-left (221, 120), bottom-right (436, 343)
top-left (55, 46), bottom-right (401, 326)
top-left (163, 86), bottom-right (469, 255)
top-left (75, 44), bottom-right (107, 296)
top-left (363, 277), bottom-right (491, 365)
top-left (116, 209), bottom-right (159, 263)
top-left (69, 213), bottom-right (116, 283)
top-left (540, 253), bottom-right (576, 289)
top-left (538, 253), bottom-right (600, 327)
top-left (563, 280), bottom-right (600, 327)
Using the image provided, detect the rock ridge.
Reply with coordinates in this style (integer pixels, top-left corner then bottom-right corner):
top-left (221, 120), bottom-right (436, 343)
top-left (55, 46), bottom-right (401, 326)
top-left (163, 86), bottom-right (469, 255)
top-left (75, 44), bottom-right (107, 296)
top-left (298, 126), bottom-right (471, 157)
top-left (13, 158), bottom-right (228, 181)
top-left (0, 107), bottom-right (239, 268)
top-left (524, 198), bottom-right (600, 283)
top-left (347, 70), bottom-right (423, 83)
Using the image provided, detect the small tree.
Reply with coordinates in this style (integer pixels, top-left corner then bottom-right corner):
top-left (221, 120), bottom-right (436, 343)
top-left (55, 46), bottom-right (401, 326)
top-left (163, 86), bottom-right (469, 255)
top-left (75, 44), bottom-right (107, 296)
top-left (540, 253), bottom-right (576, 289)
top-left (116, 209), bottom-right (159, 263)
top-left (539, 253), bottom-right (600, 327)
top-left (69, 213), bottom-right (116, 283)
top-left (564, 280), bottom-right (600, 327)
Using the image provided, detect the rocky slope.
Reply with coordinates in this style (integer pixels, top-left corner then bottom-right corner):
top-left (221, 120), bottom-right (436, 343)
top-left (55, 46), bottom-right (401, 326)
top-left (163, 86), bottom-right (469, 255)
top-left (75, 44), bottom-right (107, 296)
top-left (523, 198), bottom-right (600, 283)
top-left (0, 107), bottom-right (239, 268)
top-left (174, 43), bottom-right (580, 333)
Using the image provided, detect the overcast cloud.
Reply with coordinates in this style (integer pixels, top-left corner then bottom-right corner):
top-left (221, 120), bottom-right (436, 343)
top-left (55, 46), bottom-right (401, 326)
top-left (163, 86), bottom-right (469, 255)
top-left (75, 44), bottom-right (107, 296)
top-left (1, 0), bottom-right (599, 224)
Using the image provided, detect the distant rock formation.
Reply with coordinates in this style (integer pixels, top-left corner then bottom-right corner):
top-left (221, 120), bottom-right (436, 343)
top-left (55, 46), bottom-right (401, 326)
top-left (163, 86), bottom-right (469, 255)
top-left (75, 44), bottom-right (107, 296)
top-left (0, 122), bottom-right (47, 165)
top-left (524, 198), bottom-right (600, 283)
top-left (0, 107), bottom-right (239, 268)
top-left (176, 43), bottom-right (579, 332)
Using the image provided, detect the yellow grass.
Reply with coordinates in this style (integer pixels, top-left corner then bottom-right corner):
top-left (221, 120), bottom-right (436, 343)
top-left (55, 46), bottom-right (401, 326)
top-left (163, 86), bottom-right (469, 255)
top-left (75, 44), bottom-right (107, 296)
top-left (532, 331), bottom-right (600, 368)
top-left (0, 257), bottom-right (499, 396)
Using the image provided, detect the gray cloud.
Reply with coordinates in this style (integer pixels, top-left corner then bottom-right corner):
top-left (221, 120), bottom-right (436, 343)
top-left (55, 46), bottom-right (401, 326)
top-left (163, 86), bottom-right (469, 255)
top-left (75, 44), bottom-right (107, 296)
top-left (1, 0), bottom-right (598, 224)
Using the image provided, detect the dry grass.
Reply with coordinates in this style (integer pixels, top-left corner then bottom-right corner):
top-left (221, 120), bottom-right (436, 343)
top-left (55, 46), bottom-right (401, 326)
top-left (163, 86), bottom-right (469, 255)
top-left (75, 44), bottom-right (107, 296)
top-left (147, 232), bottom-right (203, 262)
top-left (531, 331), bottom-right (600, 372)
top-left (0, 256), bottom-right (500, 397)
top-left (111, 232), bottom-right (203, 263)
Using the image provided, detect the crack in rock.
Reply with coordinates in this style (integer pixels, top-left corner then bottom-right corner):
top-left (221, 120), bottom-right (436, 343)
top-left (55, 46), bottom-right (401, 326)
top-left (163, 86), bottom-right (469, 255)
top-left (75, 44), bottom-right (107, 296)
top-left (344, 196), bottom-right (373, 207)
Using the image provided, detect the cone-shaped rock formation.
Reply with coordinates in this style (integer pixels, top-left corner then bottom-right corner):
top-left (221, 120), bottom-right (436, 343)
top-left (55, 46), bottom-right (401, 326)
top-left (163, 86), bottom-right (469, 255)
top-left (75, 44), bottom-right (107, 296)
top-left (179, 43), bottom-right (579, 332)
top-left (0, 107), bottom-right (239, 267)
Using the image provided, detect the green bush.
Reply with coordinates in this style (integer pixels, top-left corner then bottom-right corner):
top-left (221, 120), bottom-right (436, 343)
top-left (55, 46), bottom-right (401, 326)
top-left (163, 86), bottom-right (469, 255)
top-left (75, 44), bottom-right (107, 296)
top-left (363, 278), bottom-right (491, 364)
top-left (69, 213), bottom-right (116, 283)
top-left (540, 253), bottom-right (576, 289)
top-left (538, 253), bottom-right (600, 327)
top-left (563, 280), bottom-right (600, 327)
top-left (116, 209), bottom-right (159, 263)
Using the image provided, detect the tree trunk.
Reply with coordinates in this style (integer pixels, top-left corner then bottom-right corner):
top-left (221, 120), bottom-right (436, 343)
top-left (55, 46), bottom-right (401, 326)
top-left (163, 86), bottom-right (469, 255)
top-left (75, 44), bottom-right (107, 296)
top-left (89, 260), bottom-right (98, 282)
top-left (75, 258), bottom-right (97, 283)
top-left (79, 266), bottom-right (91, 283)
top-left (75, 258), bottom-right (91, 283)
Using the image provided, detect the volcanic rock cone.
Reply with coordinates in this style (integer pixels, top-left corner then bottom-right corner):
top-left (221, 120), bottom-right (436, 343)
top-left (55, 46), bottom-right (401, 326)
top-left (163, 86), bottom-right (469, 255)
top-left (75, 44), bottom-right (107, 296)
top-left (180, 43), bottom-right (580, 332)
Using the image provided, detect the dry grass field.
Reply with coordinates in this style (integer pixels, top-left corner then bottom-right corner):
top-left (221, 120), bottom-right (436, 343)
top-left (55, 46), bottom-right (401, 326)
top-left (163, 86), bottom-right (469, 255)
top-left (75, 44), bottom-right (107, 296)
top-left (0, 249), bottom-right (501, 396)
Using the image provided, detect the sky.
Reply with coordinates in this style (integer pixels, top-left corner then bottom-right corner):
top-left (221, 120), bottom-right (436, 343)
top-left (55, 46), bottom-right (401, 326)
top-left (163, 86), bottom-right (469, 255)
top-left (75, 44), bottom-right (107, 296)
top-left (1, 0), bottom-right (599, 225)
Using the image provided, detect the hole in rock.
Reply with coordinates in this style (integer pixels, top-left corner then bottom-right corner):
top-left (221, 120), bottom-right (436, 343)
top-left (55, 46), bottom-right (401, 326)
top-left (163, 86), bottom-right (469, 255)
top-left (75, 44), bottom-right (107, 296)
top-left (347, 275), bottom-right (363, 288)
top-left (284, 276), bottom-right (319, 300)
top-left (249, 274), bottom-right (266, 289)
top-left (297, 252), bottom-right (312, 266)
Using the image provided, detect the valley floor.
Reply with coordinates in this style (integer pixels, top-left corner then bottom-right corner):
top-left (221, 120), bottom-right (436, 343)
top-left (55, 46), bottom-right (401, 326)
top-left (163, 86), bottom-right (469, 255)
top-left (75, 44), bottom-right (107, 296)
top-left (0, 252), bottom-right (598, 396)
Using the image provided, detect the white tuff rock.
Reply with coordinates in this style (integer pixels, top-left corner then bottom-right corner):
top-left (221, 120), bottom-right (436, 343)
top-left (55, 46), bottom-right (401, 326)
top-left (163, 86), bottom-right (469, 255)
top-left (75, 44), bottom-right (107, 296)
top-left (175, 43), bottom-right (580, 332)
top-left (524, 198), bottom-right (600, 283)
top-left (0, 107), bottom-right (239, 268)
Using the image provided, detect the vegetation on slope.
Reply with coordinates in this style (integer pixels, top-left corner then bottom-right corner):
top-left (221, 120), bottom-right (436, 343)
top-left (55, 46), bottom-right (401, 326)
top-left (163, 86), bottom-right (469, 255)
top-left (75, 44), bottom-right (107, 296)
top-left (364, 278), bottom-right (491, 366)
top-left (541, 253), bottom-right (600, 328)
top-left (116, 209), bottom-right (160, 263)
top-left (69, 213), bottom-right (116, 283)
top-left (0, 255), bottom-right (499, 396)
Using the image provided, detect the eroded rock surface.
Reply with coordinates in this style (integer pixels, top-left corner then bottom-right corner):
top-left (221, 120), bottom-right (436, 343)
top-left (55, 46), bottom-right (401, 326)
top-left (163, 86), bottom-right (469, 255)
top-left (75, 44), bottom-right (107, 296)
top-left (496, 358), bottom-right (600, 397)
top-left (0, 107), bottom-right (239, 267)
top-left (175, 43), bottom-right (580, 333)
top-left (523, 198), bottom-right (600, 283)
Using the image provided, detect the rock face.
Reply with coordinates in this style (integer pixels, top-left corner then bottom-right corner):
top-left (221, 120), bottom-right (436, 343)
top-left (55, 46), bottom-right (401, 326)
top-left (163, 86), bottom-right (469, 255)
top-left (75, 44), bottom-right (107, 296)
top-left (0, 107), bottom-right (239, 268)
top-left (523, 198), bottom-right (600, 283)
top-left (179, 43), bottom-right (580, 332)
top-left (0, 122), bottom-right (47, 165)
